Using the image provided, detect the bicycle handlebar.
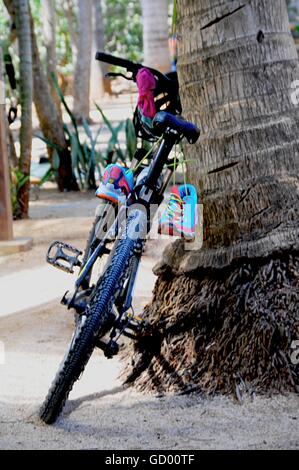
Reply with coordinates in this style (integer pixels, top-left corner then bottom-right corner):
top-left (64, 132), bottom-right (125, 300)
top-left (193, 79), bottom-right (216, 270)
top-left (95, 52), bottom-right (142, 73)
top-left (95, 51), bottom-right (173, 85)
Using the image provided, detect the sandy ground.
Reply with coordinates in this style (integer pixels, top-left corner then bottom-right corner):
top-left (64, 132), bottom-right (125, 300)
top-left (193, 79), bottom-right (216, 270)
top-left (0, 189), bottom-right (298, 450)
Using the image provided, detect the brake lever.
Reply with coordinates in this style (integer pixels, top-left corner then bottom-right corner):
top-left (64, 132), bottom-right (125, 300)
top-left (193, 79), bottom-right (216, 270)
top-left (105, 72), bottom-right (134, 81)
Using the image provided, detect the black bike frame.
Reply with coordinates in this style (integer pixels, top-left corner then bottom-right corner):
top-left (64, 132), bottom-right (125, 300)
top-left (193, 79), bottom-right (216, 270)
top-left (73, 128), bottom-right (178, 305)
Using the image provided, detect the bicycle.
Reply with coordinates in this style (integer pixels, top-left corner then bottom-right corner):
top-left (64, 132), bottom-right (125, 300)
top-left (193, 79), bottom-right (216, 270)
top-left (39, 52), bottom-right (200, 424)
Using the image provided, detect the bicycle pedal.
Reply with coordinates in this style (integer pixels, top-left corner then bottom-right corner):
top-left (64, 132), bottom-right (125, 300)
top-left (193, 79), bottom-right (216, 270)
top-left (47, 241), bottom-right (82, 274)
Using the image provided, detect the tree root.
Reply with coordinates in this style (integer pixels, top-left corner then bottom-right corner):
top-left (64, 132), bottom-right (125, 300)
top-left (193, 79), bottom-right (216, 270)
top-left (121, 252), bottom-right (299, 400)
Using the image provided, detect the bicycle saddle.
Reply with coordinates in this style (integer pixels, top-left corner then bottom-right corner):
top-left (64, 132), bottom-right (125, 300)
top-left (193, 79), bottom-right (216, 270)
top-left (153, 111), bottom-right (200, 144)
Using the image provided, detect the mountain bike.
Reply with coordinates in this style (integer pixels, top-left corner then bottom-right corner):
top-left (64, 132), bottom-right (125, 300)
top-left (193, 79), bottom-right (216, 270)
top-left (39, 52), bottom-right (200, 424)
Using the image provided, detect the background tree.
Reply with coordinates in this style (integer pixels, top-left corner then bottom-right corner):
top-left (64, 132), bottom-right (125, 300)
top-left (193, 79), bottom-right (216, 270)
top-left (141, 0), bottom-right (170, 72)
top-left (104, 0), bottom-right (142, 62)
top-left (30, 10), bottom-right (78, 190)
top-left (12, 0), bottom-right (32, 218)
top-left (4, 0), bottom-right (78, 191)
top-left (0, 46), bottom-right (13, 237)
top-left (60, 0), bottom-right (78, 68)
top-left (90, 0), bottom-right (112, 99)
top-left (125, 0), bottom-right (299, 397)
top-left (42, 0), bottom-right (62, 116)
top-left (73, 0), bottom-right (92, 121)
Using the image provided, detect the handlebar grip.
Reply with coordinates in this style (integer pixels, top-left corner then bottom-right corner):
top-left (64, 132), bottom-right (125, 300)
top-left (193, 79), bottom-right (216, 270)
top-left (95, 51), bottom-right (142, 72)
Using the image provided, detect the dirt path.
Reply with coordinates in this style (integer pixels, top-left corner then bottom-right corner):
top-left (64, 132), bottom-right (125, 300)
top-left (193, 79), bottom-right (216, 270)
top-left (0, 190), bottom-right (298, 450)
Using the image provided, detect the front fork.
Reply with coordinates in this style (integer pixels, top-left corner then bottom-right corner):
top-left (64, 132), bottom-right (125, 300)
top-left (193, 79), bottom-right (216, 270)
top-left (96, 244), bottom-right (145, 358)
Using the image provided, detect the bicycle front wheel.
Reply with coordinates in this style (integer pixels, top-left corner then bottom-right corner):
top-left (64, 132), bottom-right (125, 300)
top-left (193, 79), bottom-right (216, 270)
top-left (39, 210), bottom-right (146, 424)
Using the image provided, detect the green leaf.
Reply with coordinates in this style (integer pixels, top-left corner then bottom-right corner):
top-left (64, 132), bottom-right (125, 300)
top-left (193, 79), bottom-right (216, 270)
top-left (38, 168), bottom-right (54, 187)
top-left (70, 134), bottom-right (81, 185)
top-left (106, 121), bottom-right (124, 155)
top-left (125, 118), bottom-right (137, 160)
top-left (52, 149), bottom-right (60, 171)
top-left (95, 102), bottom-right (123, 148)
top-left (115, 147), bottom-right (126, 163)
top-left (63, 124), bottom-right (72, 139)
top-left (51, 72), bottom-right (79, 135)
top-left (34, 134), bottom-right (63, 152)
top-left (95, 161), bottom-right (102, 180)
top-left (82, 118), bottom-right (93, 142)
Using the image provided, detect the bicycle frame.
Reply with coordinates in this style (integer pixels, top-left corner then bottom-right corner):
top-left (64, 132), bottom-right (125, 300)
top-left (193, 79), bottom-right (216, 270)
top-left (68, 129), bottom-right (179, 313)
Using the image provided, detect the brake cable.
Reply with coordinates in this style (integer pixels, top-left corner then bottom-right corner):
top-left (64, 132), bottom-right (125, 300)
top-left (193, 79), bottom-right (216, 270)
top-left (105, 72), bottom-right (134, 81)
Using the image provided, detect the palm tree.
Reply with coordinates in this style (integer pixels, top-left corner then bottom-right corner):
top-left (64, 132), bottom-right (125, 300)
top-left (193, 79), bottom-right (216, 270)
top-left (73, 0), bottom-right (92, 121)
top-left (125, 0), bottom-right (299, 397)
top-left (42, 0), bottom-right (62, 117)
top-left (13, 0), bottom-right (32, 218)
top-left (141, 0), bottom-right (170, 72)
top-left (0, 47), bottom-right (13, 237)
top-left (90, 0), bottom-right (112, 99)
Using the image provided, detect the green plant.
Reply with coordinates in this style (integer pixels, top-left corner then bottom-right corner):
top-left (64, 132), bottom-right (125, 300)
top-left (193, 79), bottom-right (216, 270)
top-left (10, 168), bottom-right (30, 219)
top-left (52, 74), bottom-right (100, 189)
top-left (95, 102), bottom-right (138, 165)
top-left (36, 75), bottom-right (102, 190)
top-left (125, 118), bottom-right (137, 161)
top-left (36, 75), bottom-right (142, 189)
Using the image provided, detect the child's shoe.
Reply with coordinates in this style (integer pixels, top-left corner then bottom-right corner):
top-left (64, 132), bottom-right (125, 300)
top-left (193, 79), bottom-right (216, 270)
top-left (158, 184), bottom-right (198, 241)
top-left (178, 184), bottom-right (198, 241)
top-left (96, 164), bottom-right (134, 204)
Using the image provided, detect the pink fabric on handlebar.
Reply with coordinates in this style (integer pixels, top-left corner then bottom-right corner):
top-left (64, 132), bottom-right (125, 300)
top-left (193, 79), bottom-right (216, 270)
top-left (136, 68), bottom-right (156, 119)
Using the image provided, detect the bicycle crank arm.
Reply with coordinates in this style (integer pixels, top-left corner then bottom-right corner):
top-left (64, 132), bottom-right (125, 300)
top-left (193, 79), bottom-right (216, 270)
top-left (95, 339), bottom-right (119, 358)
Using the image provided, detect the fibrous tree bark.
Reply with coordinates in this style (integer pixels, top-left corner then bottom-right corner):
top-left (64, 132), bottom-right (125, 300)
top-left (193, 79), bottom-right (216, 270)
top-left (73, 0), bottom-right (92, 121)
top-left (124, 0), bottom-right (299, 397)
top-left (141, 0), bottom-right (170, 72)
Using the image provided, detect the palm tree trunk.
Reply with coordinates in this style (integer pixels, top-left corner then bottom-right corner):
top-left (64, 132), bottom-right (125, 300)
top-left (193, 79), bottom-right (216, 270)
top-left (141, 0), bottom-right (170, 72)
top-left (124, 0), bottom-right (299, 397)
top-left (13, 0), bottom-right (32, 219)
top-left (177, 0), bottom-right (299, 263)
top-left (0, 46), bottom-right (13, 238)
top-left (8, 128), bottom-right (18, 167)
top-left (42, 0), bottom-right (62, 117)
top-left (90, 0), bottom-right (112, 99)
top-left (73, 0), bottom-right (92, 121)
